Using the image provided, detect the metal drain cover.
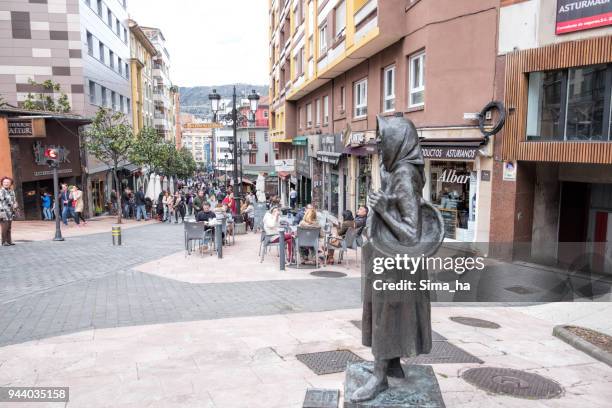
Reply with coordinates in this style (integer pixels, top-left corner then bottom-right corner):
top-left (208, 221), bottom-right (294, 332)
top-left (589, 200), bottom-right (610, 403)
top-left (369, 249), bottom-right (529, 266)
top-left (296, 350), bottom-right (364, 375)
top-left (505, 285), bottom-right (539, 295)
top-left (310, 270), bottom-right (347, 278)
top-left (405, 340), bottom-right (483, 365)
top-left (461, 367), bottom-right (563, 399)
top-left (450, 316), bottom-right (501, 329)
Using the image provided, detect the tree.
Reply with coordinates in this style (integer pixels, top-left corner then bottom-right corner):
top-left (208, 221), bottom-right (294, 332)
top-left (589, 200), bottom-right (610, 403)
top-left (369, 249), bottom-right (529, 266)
top-left (22, 79), bottom-right (70, 113)
top-left (82, 108), bottom-right (134, 223)
top-left (130, 127), bottom-right (168, 175)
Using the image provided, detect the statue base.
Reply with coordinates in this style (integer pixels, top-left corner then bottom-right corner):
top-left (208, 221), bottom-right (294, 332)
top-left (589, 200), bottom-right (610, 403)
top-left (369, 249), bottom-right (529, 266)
top-left (343, 362), bottom-right (445, 408)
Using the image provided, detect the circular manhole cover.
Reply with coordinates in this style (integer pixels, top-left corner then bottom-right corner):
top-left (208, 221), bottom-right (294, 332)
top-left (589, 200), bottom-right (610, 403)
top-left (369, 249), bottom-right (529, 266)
top-left (461, 367), bottom-right (563, 399)
top-left (450, 316), bottom-right (501, 329)
top-left (310, 270), bottom-right (347, 278)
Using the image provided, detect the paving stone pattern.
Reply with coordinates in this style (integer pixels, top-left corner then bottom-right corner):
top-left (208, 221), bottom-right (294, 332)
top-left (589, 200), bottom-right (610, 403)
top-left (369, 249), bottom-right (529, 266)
top-left (0, 223), bottom-right (361, 347)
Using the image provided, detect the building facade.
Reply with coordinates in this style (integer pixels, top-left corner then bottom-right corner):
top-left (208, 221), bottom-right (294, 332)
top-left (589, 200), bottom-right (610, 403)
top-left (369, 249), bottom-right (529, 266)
top-left (491, 0), bottom-right (612, 274)
top-left (141, 26), bottom-right (178, 143)
top-left (0, 0), bottom-right (133, 218)
top-left (268, 0), bottom-right (501, 242)
top-left (128, 19), bottom-right (156, 134)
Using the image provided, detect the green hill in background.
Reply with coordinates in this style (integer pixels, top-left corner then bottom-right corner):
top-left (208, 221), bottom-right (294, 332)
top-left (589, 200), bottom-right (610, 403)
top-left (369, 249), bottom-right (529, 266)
top-left (179, 84), bottom-right (269, 119)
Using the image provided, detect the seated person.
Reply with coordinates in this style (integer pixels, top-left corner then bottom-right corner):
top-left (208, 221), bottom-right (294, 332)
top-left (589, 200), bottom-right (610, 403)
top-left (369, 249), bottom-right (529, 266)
top-left (326, 210), bottom-right (356, 264)
top-left (241, 202), bottom-right (255, 231)
top-left (297, 208), bottom-right (322, 264)
top-left (263, 206), bottom-right (294, 261)
top-left (196, 202), bottom-right (216, 224)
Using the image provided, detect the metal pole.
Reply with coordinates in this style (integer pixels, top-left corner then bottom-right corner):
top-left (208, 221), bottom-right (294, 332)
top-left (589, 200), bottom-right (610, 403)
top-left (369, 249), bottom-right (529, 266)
top-left (215, 215), bottom-right (223, 258)
top-left (232, 86), bottom-right (242, 222)
top-left (52, 164), bottom-right (64, 241)
top-left (278, 226), bottom-right (285, 271)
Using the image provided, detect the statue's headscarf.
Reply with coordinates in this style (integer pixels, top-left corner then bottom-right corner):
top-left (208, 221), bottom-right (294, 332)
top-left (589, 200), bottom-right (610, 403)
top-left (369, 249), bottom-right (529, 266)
top-left (376, 115), bottom-right (424, 172)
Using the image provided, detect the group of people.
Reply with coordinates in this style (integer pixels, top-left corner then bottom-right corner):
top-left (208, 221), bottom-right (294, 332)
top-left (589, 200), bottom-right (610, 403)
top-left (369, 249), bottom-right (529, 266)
top-left (262, 203), bottom-right (369, 265)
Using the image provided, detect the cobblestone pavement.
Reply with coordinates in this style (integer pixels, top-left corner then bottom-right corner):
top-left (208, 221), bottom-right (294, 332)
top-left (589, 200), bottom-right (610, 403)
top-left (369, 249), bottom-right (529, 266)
top-left (0, 223), bottom-right (361, 347)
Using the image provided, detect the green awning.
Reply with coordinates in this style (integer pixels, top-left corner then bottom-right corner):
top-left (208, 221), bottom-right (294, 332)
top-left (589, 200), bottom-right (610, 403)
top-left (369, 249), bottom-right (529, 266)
top-left (292, 136), bottom-right (308, 146)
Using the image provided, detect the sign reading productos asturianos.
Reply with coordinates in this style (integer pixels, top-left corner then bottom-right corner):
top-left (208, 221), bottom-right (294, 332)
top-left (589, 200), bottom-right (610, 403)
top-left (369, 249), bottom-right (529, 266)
top-left (421, 146), bottom-right (478, 160)
top-left (556, 0), bottom-right (612, 34)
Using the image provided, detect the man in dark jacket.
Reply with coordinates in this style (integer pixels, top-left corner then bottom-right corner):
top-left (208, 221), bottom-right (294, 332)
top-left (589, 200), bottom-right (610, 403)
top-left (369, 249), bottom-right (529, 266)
top-left (193, 190), bottom-right (206, 217)
top-left (135, 186), bottom-right (147, 221)
top-left (354, 206), bottom-right (368, 245)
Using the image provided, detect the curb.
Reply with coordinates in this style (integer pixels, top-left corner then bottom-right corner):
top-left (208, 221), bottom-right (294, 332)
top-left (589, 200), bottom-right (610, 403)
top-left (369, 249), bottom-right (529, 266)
top-left (553, 325), bottom-right (612, 368)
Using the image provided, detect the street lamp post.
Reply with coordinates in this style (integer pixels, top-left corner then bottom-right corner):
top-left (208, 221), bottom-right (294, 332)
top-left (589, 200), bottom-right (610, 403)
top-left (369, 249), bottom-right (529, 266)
top-left (223, 153), bottom-right (229, 188)
top-left (43, 148), bottom-right (64, 241)
top-left (209, 87), bottom-right (259, 222)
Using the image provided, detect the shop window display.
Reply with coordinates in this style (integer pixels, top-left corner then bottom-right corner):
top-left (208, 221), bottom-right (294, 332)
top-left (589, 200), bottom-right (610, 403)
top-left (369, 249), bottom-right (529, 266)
top-left (428, 161), bottom-right (475, 241)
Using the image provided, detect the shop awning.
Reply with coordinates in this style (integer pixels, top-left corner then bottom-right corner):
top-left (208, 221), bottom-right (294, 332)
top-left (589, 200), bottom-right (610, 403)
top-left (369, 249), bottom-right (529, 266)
top-left (278, 171), bottom-right (291, 179)
top-left (343, 143), bottom-right (377, 156)
top-left (271, 137), bottom-right (293, 143)
top-left (292, 136), bottom-right (308, 146)
top-left (420, 138), bottom-right (485, 161)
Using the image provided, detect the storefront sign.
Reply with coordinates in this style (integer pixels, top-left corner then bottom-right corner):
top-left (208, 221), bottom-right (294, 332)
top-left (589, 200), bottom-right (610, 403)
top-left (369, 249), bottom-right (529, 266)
top-left (316, 151), bottom-right (342, 165)
top-left (274, 159), bottom-right (295, 172)
top-left (422, 146), bottom-right (478, 160)
top-left (183, 123), bottom-right (223, 129)
top-left (556, 0), bottom-right (612, 34)
top-left (8, 118), bottom-right (46, 138)
top-left (440, 169), bottom-right (470, 184)
top-left (481, 170), bottom-right (491, 182)
top-left (503, 161), bottom-right (517, 181)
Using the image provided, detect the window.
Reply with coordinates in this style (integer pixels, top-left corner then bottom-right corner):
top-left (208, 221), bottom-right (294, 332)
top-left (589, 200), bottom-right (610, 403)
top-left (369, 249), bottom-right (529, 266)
top-left (89, 81), bottom-right (96, 104)
top-left (98, 42), bottom-right (105, 63)
top-left (249, 153), bottom-right (257, 165)
top-left (306, 103), bottom-right (312, 127)
top-left (354, 78), bottom-right (367, 118)
top-left (111, 90), bottom-right (116, 110)
top-left (116, 19), bottom-right (121, 36)
top-left (109, 50), bottom-right (114, 69)
top-left (264, 110), bottom-right (268, 118)
top-left (107, 9), bottom-right (112, 26)
top-left (264, 130), bottom-right (268, 141)
top-left (117, 57), bottom-right (122, 74)
top-left (125, 63), bottom-right (129, 78)
top-left (86, 31), bottom-right (94, 55)
top-left (264, 153), bottom-right (269, 163)
top-left (340, 85), bottom-right (345, 112)
top-left (298, 107), bottom-right (303, 129)
top-left (319, 24), bottom-right (328, 54)
top-left (409, 51), bottom-right (425, 107)
top-left (119, 95), bottom-right (124, 112)
top-left (335, 1), bottom-right (346, 38)
top-left (126, 98), bottom-right (130, 113)
top-left (383, 65), bottom-right (396, 112)
top-left (323, 95), bottom-right (329, 125)
top-left (526, 64), bottom-right (612, 141)
top-left (123, 27), bottom-right (127, 43)
top-left (97, 0), bottom-right (102, 16)
top-left (308, 36), bottom-right (313, 58)
top-left (315, 99), bottom-right (321, 126)
top-left (100, 86), bottom-right (107, 107)
top-left (300, 47), bottom-right (305, 74)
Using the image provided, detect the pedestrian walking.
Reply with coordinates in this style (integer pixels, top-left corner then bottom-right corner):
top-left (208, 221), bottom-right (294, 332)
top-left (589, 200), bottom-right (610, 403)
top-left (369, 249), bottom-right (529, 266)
top-left (162, 191), bottom-right (171, 222)
top-left (41, 191), bottom-right (53, 220)
top-left (121, 188), bottom-right (131, 219)
top-left (289, 187), bottom-right (297, 208)
top-left (0, 177), bottom-right (18, 246)
top-left (172, 192), bottom-right (186, 223)
top-left (135, 186), bottom-right (147, 221)
top-left (59, 183), bottom-right (75, 225)
top-left (71, 185), bottom-right (86, 226)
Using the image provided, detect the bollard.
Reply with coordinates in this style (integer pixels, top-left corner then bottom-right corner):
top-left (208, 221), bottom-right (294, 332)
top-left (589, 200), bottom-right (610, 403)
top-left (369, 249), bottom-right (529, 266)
top-left (112, 225), bottom-right (121, 246)
top-left (215, 216), bottom-right (223, 259)
top-left (278, 226), bottom-right (285, 271)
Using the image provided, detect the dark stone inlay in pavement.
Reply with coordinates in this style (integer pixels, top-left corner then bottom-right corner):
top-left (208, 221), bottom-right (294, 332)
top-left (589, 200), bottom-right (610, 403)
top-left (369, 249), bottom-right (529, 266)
top-left (350, 320), bottom-right (447, 341)
top-left (461, 367), bottom-right (564, 399)
top-left (449, 316), bottom-right (501, 329)
top-left (310, 271), bottom-right (347, 278)
top-left (404, 340), bottom-right (483, 365)
top-left (296, 350), bottom-right (364, 375)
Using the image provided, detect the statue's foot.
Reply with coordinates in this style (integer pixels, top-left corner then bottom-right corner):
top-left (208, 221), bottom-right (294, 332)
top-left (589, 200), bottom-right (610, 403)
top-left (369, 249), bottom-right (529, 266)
top-left (387, 357), bottom-right (405, 378)
top-left (350, 375), bottom-right (388, 402)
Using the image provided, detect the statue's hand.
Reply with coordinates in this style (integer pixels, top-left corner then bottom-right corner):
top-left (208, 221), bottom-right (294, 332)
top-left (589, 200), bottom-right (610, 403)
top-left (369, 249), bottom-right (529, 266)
top-left (369, 191), bottom-right (388, 212)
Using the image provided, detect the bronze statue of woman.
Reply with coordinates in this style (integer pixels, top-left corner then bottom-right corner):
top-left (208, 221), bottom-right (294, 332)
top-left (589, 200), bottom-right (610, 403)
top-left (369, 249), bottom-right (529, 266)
top-left (351, 115), bottom-right (444, 402)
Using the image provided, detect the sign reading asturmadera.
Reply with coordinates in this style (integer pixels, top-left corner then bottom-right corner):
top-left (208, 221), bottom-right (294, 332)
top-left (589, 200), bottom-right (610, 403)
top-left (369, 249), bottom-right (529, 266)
top-left (556, 0), bottom-right (612, 34)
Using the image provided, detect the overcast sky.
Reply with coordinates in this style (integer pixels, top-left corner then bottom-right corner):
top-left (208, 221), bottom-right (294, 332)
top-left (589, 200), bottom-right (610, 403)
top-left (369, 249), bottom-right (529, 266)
top-left (128, 0), bottom-right (269, 87)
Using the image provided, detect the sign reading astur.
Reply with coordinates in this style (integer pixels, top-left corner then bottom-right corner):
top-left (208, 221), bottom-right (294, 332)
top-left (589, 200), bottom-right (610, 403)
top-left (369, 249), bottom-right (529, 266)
top-left (556, 0), bottom-right (612, 35)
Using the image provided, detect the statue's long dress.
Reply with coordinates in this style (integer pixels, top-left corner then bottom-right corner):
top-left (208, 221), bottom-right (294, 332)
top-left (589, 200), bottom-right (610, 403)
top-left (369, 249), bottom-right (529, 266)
top-left (361, 164), bottom-right (433, 360)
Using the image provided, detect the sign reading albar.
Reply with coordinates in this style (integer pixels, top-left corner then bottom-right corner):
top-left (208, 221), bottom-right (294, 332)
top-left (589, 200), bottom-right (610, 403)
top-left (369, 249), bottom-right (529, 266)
top-left (556, 0), bottom-right (612, 34)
